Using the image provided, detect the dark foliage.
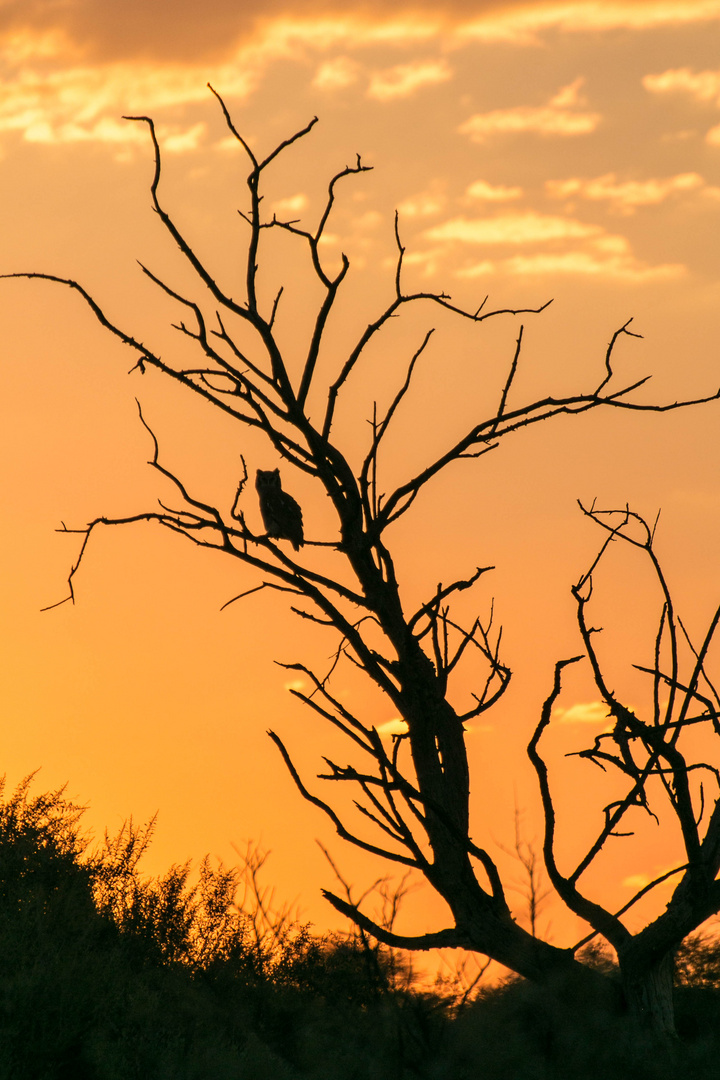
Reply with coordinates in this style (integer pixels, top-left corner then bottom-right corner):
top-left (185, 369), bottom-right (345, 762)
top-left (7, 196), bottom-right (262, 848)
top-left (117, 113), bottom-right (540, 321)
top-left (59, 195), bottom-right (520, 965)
top-left (0, 776), bottom-right (447, 1079)
top-left (2, 774), bottom-right (720, 1078)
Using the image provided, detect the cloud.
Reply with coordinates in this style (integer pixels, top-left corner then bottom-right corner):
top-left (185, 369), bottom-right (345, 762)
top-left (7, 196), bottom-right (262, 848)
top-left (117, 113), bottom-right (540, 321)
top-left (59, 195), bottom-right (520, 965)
top-left (22, 116), bottom-right (146, 147)
top-left (161, 122), bottom-right (207, 153)
top-left (458, 79), bottom-right (600, 142)
top-left (455, 252), bottom-right (685, 280)
top-left (643, 68), bottom-right (720, 141)
top-left (549, 76), bottom-right (586, 107)
top-left (389, 248), bottom-right (445, 277)
top-left (552, 701), bottom-right (612, 724)
top-left (622, 864), bottom-right (682, 891)
top-left (271, 193), bottom-right (309, 215)
top-left (623, 873), bottom-right (652, 890)
top-left (453, 260), bottom-right (496, 278)
top-left (397, 186), bottom-right (447, 217)
top-left (367, 59), bottom-right (452, 101)
top-left (458, 2), bottom-right (720, 44)
top-left (502, 251), bottom-right (685, 281)
top-left (643, 67), bottom-right (720, 106)
top-left (2, 2), bottom-right (720, 70)
top-left (0, 56), bottom-right (256, 150)
top-left (465, 180), bottom-right (523, 202)
top-left (377, 717), bottom-right (409, 737)
top-left (20, 113), bottom-right (206, 154)
top-left (0, 5), bottom-right (717, 157)
top-left (424, 208), bottom-right (687, 281)
top-left (546, 172), bottom-right (705, 214)
top-left (424, 211), bottom-right (602, 245)
top-left (312, 56), bottom-right (360, 90)
top-left (375, 715), bottom-right (489, 738)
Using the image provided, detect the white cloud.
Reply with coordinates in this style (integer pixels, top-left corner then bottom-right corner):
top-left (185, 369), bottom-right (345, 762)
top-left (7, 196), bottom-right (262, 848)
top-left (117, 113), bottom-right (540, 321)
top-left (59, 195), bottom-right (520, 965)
top-left (549, 76), bottom-right (587, 108)
top-left (261, 16), bottom-right (441, 54)
top-left (546, 172), bottom-right (705, 213)
top-left (367, 59), bottom-right (452, 101)
top-left (272, 193), bottom-right (309, 215)
top-left (623, 873), bottom-right (652, 889)
top-left (622, 863), bottom-right (682, 891)
top-left (377, 717), bottom-right (409, 737)
top-left (643, 66), bottom-right (720, 105)
top-left (0, 57), bottom-right (255, 150)
top-left (459, 105), bottom-right (599, 141)
top-left (455, 251), bottom-right (685, 281)
top-left (504, 251), bottom-right (684, 280)
top-left (552, 701), bottom-right (612, 724)
top-left (424, 205), bottom-right (687, 282)
top-left (465, 180), bottom-right (523, 202)
top-left (643, 68), bottom-right (720, 141)
top-left (312, 56), bottom-right (360, 90)
top-left (458, 2), bottom-right (720, 45)
top-left (424, 212), bottom-right (602, 246)
top-left (397, 187), bottom-right (447, 217)
top-left (454, 260), bottom-right (496, 279)
top-left (459, 79), bottom-right (600, 143)
top-left (161, 122), bottom-right (207, 154)
top-left (389, 248), bottom-right (444, 277)
top-left (23, 116), bottom-right (145, 146)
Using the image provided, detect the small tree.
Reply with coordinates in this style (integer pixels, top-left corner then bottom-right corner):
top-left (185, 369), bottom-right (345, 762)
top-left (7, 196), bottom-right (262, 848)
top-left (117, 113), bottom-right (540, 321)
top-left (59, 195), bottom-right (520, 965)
top-left (530, 503), bottom-right (720, 1035)
top-left (4, 87), bottom-right (720, 1038)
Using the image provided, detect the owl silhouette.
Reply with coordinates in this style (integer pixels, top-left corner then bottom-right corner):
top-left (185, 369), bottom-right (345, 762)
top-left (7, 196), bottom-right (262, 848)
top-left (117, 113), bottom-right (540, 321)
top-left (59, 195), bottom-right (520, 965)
top-left (255, 469), bottom-right (304, 550)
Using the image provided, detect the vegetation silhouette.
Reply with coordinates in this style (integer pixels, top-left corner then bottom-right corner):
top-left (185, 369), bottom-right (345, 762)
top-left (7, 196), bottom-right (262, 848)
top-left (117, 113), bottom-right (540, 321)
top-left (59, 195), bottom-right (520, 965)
top-left (3, 86), bottom-right (720, 1045)
top-left (1, 775), bottom-right (720, 1076)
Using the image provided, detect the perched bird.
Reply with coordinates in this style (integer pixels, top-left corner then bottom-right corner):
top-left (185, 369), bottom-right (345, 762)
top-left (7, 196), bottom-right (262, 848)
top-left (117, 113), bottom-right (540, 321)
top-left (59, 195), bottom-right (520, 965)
top-left (255, 468), bottom-right (304, 551)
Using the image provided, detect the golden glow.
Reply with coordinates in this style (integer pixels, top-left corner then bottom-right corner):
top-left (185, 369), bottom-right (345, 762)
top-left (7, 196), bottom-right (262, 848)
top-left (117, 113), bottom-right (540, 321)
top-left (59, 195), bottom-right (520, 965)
top-left (1, 0), bottom-right (719, 942)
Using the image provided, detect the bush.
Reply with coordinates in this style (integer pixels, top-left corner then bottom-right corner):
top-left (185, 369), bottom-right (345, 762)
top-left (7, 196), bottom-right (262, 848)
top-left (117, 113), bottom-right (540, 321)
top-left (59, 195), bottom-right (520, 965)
top-left (3, 774), bottom-right (720, 1078)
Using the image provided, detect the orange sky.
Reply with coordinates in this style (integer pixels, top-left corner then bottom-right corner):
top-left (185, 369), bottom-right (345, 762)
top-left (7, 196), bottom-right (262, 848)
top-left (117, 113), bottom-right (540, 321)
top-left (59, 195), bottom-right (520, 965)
top-left (1, 0), bottom-right (720, 956)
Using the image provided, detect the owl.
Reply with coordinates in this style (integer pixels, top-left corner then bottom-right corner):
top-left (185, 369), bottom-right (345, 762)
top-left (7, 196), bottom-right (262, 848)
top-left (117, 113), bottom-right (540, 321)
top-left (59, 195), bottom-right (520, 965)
top-left (255, 469), bottom-right (304, 551)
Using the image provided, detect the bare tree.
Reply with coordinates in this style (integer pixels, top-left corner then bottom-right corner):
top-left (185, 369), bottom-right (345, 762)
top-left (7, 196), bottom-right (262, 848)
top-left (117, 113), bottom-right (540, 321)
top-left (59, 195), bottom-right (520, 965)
top-left (3, 87), bottom-right (719, 1038)
top-left (530, 503), bottom-right (720, 1036)
top-left (497, 804), bottom-right (553, 940)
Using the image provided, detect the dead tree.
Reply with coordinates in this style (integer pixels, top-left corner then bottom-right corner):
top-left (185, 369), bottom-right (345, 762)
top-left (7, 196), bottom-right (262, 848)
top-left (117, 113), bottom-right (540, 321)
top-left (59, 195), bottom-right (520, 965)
top-left (3, 87), bottom-right (719, 1036)
top-left (530, 504), bottom-right (720, 1036)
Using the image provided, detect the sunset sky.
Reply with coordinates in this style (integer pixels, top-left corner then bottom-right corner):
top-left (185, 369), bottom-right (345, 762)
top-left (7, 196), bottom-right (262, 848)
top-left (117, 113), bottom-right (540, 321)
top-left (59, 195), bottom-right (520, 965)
top-left (1, 0), bottom-right (720, 954)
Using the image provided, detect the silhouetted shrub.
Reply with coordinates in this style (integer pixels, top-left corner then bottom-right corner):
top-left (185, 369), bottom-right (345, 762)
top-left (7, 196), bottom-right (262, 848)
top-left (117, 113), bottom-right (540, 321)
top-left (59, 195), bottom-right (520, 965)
top-left (4, 774), bottom-right (720, 1077)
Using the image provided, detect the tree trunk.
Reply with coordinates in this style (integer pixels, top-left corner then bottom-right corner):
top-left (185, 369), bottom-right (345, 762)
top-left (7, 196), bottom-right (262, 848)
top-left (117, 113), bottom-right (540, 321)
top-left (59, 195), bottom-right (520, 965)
top-left (621, 952), bottom-right (676, 1039)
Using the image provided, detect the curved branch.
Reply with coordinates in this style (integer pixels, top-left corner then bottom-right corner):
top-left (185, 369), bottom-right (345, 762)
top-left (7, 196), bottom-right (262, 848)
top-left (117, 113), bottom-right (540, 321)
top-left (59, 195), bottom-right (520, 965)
top-left (528, 656), bottom-right (631, 950)
top-left (123, 115), bottom-right (246, 316)
top-left (322, 889), bottom-right (464, 950)
top-left (268, 730), bottom-right (419, 868)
